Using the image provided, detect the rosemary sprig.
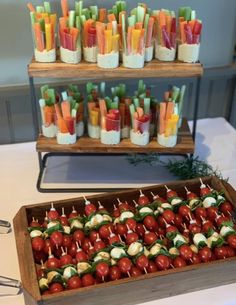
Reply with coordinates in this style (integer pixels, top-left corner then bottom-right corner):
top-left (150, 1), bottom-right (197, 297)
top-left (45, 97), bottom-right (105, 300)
top-left (127, 154), bottom-right (228, 181)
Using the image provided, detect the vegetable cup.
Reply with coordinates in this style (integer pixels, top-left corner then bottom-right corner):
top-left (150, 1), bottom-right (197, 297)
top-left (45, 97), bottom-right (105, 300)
top-left (157, 102), bottom-right (179, 148)
top-left (88, 105), bottom-right (101, 139)
top-left (83, 19), bottom-right (98, 63)
top-left (154, 10), bottom-right (176, 62)
top-left (27, 3), bottom-right (57, 63)
top-left (130, 115), bottom-right (150, 146)
top-left (39, 85), bottom-right (58, 138)
top-left (56, 117), bottom-right (77, 145)
top-left (96, 22), bottom-right (119, 69)
top-left (177, 8), bottom-right (202, 63)
top-left (100, 109), bottom-right (121, 145)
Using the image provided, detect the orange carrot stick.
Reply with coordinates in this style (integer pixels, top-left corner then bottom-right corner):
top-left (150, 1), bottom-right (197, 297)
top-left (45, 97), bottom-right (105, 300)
top-left (70, 27), bottom-right (79, 51)
top-left (83, 19), bottom-right (95, 48)
top-left (55, 103), bottom-right (62, 119)
top-left (108, 13), bottom-right (116, 22)
top-left (135, 22), bottom-right (143, 30)
top-left (189, 20), bottom-right (196, 33)
top-left (61, 101), bottom-right (71, 119)
top-left (107, 22), bottom-right (113, 31)
top-left (146, 17), bottom-right (154, 47)
top-left (127, 26), bottom-right (133, 54)
top-left (165, 102), bottom-right (174, 121)
top-left (99, 8), bottom-right (107, 23)
top-left (34, 23), bottom-right (44, 51)
top-left (59, 17), bottom-right (68, 29)
top-left (96, 22), bottom-right (105, 54)
top-left (57, 117), bottom-right (69, 133)
top-left (61, 0), bottom-right (69, 17)
top-left (166, 15), bottom-right (172, 35)
top-left (180, 21), bottom-right (187, 43)
top-left (44, 106), bottom-right (54, 125)
top-left (158, 11), bottom-right (166, 28)
top-left (27, 2), bottom-right (36, 12)
top-left (138, 29), bottom-right (145, 54)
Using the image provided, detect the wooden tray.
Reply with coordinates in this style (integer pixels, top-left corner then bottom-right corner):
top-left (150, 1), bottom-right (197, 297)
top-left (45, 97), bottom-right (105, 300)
top-left (13, 176), bottom-right (236, 305)
top-left (36, 118), bottom-right (194, 154)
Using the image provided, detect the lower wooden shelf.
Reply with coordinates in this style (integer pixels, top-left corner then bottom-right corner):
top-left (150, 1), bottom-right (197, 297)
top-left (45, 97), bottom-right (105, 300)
top-left (36, 118), bottom-right (194, 154)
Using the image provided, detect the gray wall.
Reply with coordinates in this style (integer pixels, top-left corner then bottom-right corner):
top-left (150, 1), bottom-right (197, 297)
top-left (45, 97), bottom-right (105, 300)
top-left (0, 0), bottom-right (236, 86)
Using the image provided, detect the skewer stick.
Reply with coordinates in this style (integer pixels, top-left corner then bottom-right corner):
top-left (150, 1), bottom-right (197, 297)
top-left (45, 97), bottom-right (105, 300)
top-left (170, 263), bottom-right (175, 269)
top-left (140, 190), bottom-right (144, 196)
top-left (164, 185), bottom-right (169, 191)
top-left (144, 267), bottom-right (148, 274)
top-left (127, 271), bottom-right (131, 277)
top-left (184, 186), bottom-right (189, 193)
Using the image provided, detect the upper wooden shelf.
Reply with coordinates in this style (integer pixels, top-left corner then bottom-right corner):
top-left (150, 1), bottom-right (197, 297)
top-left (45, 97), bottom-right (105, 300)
top-left (28, 59), bottom-right (203, 79)
top-left (36, 118), bottom-right (194, 154)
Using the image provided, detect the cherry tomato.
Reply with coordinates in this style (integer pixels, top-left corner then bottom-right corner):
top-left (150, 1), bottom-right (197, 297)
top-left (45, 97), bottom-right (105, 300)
top-left (96, 262), bottom-right (109, 278)
top-left (113, 205), bottom-right (120, 218)
top-left (109, 266), bottom-right (121, 281)
top-left (179, 245), bottom-right (193, 261)
top-left (220, 202), bottom-right (233, 216)
top-left (165, 224), bottom-right (178, 234)
top-left (116, 223), bottom-right (128, 236)
top-left (157, 215), bottom-right (166, 228)
top-left (162, 210), bottom-right (175, 224)
top-left (118, 201), bottom-right (130, 212)
top-left (48, 208), bottom-right (59, 221)
top-left (227, 234), bottom-right (236, 249)
top-left (200, 186), bottom-right (211, 197)
top-left (81, 274), bottom-right (95, 287)
top-left (126, 231), bottom-right (139, 245)
top-left (43, 239), bottom-right (54, 254)
top-left (68, 208), bottom-right (78, 219)
top-left (33, 250), bottom-right (47, 264)
top-left (187, 192), bottom-right (198, 200)
top-left (118, 257), bottom-right (132, 274)
top-left (135, 223), bottom-right (145, 238)
top-left (62, 235), bottom-right (72, 249)
top-left (81, 238), bottom-right (91, 253)
top-left (125, 218), bottom-right (137, 231)
top-left (76, 249), bottom-right (88, 262)
top-left (30, 218), bottom-right (40, 227)
top-left (60, 253), bottom-right (73, 267)
top-left (136, 255), bottom-right (149, 271)
top-left (49, 282), bottom-right (64, 294)
top-left (214, 246), bottom-right (227, 260)
top-left (173, 257), bottom-right (187, 268)
top-left (89, 231), bottom-right (98, 244)
top-left (46, 256), bottom-right (60, 269)
top-left (174, 214), bottom-right (183, 228)
top-left (191, 253), bottom-right (201, 265)
top-left (67, 276), bottom-right (82, 289)
top-left (215, 215), bottom-right (229, 227)
top-left (155, 255), bottom-right (170, 270)
top-left (73, 230), bottom-right (85, 244)
top-left (143, 215), bottom-right (158, 231)
top-left (194, 207), bottom-right (207, 220)
top-left (166, 189), bottom-right (177, 198)
top-left (207, 207), bottom-right (219, 221)
top-left (50, 231), bottom-right (63, 247)
top-left (99, 224), bottom-right (114, 239)
top-left (68, 242), bottom-right (77, 257)
top-left (147, 261), bottom-right (158, 273)
top-left (189, 224), bottom-right (201, 234)
top-left (138, 194), bottom-right (150, 206)
top-left (178, 206), bottom-right (191, 218)
top-left (109, 233), bottom-right (120, 245)
top-left (60, 215), bottom-right (68, 226)
top-left (198, 247), bottom-right (212, 262)
top-left (94, 238), bottom-right (106, 252)
top-left (225, 246), bottom-right (235, 257)
top-left (144, 231), bottom-right (157, 245)
top-left (37, 267), bottom-right (45, 279)
top-left (85, 203), bottom-right (97, 217)
top-left (130, 266), bottom-right (143, 277)
top-left (202, 220), bottom-right (214, 234)
top-left (156, 226), bottom-right (166, 237)
top-left (32, 237), bottom-right (45, 252)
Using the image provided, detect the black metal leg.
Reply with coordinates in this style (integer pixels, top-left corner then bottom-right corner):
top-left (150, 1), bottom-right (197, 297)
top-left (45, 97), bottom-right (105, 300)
top-left (192, 77), bottom-right (201, 141)
top-left (29, 76), bottom-right (39, 139)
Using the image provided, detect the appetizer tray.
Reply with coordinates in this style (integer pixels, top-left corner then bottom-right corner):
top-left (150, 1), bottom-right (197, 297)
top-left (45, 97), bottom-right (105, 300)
top-left (13, 176), bottom-right (236, 305)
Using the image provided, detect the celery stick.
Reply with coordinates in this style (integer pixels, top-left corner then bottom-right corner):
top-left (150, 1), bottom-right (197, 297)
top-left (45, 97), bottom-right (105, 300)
top-left (129, 104), bottom-right (135, 128)
top-left (178, 85), bottom-right (186, 116)
top-left (174, 103), bottom-right (179, 115)
top-left (171, 11), bottom-right (175, 18)
top-left (69, 11), bottom-right (75, 28)
top-left (172, 86), bottom-right (180, 102)
top-left (39, 99), bottom-right (46, 125)
top-left (144, 98), bottom-right (150, 115)
top-left (82, 8), bottom-right (90, 20)
top-left (133, 98), bottom-right (140, 109)
top-left (138, 80), bottom-right (144, 95)
top-left (75, 16), bottom-right (81, 30)
top-left (71, 109), bottom-right (77, 118)
top-left (75, 1), bottom-right (83, 16)
top-left (30, 12), bottom-right (36, 26)
top-left (62, 91), bottom-right (68, 101)
top-left (119, 84), bottom-right (126, 97)
top-left (137, 5), bottom-right (145, 23)
top-left (36, 6), bottom-right (44, 13)
top-left (122, 14), bottom-right (127, 54)
top-left (191, 10), bottom-right (196, 20)
top-left (184, 7), bottom-right (192, 21)
top-left (86, 82), bottom-right (93, 94)
top-left (40, 85), bottom-right (49, 99)
top-left (128, 15), bottom-right (136, 27)
top-left (39, 18), bottom-right (45, 32)
top-left (131, 8), bottom-right (137, 17)
top-left (90, 6), bottom-right (98, 20)
top-left (100, 82), bottom-right (106, 97)
top-left (44, 2), bottom-right (51, 14)
top-left (47, 89), bottom-right (56, 105)
top-left (80, 15), bottom-right (86, 25)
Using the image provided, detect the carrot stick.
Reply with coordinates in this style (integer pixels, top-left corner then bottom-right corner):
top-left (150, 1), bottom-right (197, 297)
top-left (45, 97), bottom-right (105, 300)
top-left (132, 29), bottom-right (141, 54)
top-left (138, 29), bottom-right (145, 54)
top-left (59, 17), bottom-right (68, 29)
top-left (112, 34), bottom-right (119, 52)
top-left (44, 106), bottom-right (54, 125)
top-left (107, 22), bottom-right (113, 31)
top-left (158, 11), bottom-right (166, 28)
top-left (166, 15), bottom-right (172, 35)
top-left (105, 29), bottom-right (112, 54)
top-left (146, 17), bottom-right (154, 47)
top-left (55, 103), bottom-right (62, 119)
top-left (189, 19), bottom-right (196, 33)
top-left (61, 0), bottom-right (69, 17)
top-left (61, 101), bottom-right (71, 119)
top-left (88, 102), bottom-right (96, 111)
top-left (45, 23), bottom-right (52, 51)
top-left (84, 19), bottom-right (95, 48)
top-left (27, 2), bottom-right (36, 12)
top-left (70, 27), bottom-right (79, 51)
top-left (180, 21), bottom-right (187, 43)
top-left (96, 22), bottom-right (105, 54)
top-left (108, 13), bottom-right (116, 22)
top-left (34, 23), bottom-right (44, 51)
top-left (127, 26), bottom-right (133, 54)
top-left (99, 99), bottom-right (107, 129)
top-left (165, 102), bottom-right (174, 120)
top-left (57, 117), bottom-right (69, 133)
top-left (99, 8), bottom-right (107, 23)
top-left (135, 22), bottom-right (143, 30)
top-left (137, 107), bottom-right (144, 118)
top-left (50, 14), bottom-right (57, 31)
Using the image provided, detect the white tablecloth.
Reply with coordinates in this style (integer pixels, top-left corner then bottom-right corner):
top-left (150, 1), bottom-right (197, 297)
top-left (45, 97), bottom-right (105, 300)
top-left (0, 117), bottom-right (236, 305)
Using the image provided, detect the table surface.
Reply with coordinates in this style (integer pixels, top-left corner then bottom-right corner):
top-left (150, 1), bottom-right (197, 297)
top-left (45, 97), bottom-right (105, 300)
top-left (0, 117), bottom-right (236, 305)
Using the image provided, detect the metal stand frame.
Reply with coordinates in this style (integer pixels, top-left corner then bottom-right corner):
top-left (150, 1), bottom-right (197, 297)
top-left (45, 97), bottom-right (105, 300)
top-left (29, 76), bottom-right (201, 193)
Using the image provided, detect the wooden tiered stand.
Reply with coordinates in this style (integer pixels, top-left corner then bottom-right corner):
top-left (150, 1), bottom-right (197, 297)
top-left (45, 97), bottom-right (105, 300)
top-left (28, 59), bottom-right (203, 192)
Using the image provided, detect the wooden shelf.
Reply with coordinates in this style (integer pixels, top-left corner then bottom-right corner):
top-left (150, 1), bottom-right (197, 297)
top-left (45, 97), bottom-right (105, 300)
top-left (36, 118), bottom-right (194, 154)
top-left (28, 59), bottom-right (203, 79)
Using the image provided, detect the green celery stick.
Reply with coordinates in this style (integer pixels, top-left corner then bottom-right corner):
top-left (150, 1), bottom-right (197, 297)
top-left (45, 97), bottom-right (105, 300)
top-left (71, 109), bottom-right (77, 118)
top-left (40, 85), bottom-right (49, 99)
top-left (75, 16), bottom-right (81, 29)
top-left (137, 5), bottom-right (145, 23)
top-left (139, 93), bottom-right (146, 99)
top-left (133, 98), bottom-right (140, 109)
top-left (119, 84), bottom-right (126, 97)
top-left (184, 7), bottom-right (192, 21)
top-left (47, 89), bottom-right (56, 105)
top-left (111, 87), bottom-right (116, 97)
top-left (80, 15), bottom-right (86, 25)
top-left (147, 8), bottom-right (152, 15)
top-left (122, 13), bottom-right (127, 54)
top-left (36, 6), bottom-right (44, 13)
top-left (61, 91), bottom-right (68, 101)
top-left (129, 104), bottom-right (135, 128)
top-left (39, 18), bottom-right (45, 32)
top-left (131, 8), bottom-right (137, 17)
top-left (82, 8), bottom-right (90, 20)
top-left (144, 98), bottom-right (150, 114)
top-left (86, 82), bottom-right (93, 94)
top-left (111, 100), bottom-right (119, 109)
top-left (30, 12), bottom-right (36, 26)
top-left (191, 10), bottom-right (196, 20)
top-left (172, 86), bottom-right (180, 102)
top-left (174, 103), bottom-right (179, 115)
top-left (144, 14), bottom-right (149, 42)
top-left (75, 1), bottom-right (83, 16)
top-left (100, 82), bottom-right (106, 97)
top-left (87, 94), bottom-right (93, 102)
top-left (138, 80), bottom-right (144, 95)
top-left (44, 2), bottom-right (51, 14)
top-left (90, 6), bottom-right (98, 20)
top-left (112, 6), bottom-right (118, 20)
top-left (178, 85), bottom-right (186, 116)
top-left (69, 10), bottom-right (75, 28)
top-left (128, 15), bottom-right (136, 27)
top-left (105, 97), bottom-right (112, 109)
top-left (178, 7), bottom-right (185, 18)
top-left (92, 14), bottom-right (96, 21)
top-left (171, 11), bottom-right (175, 18)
